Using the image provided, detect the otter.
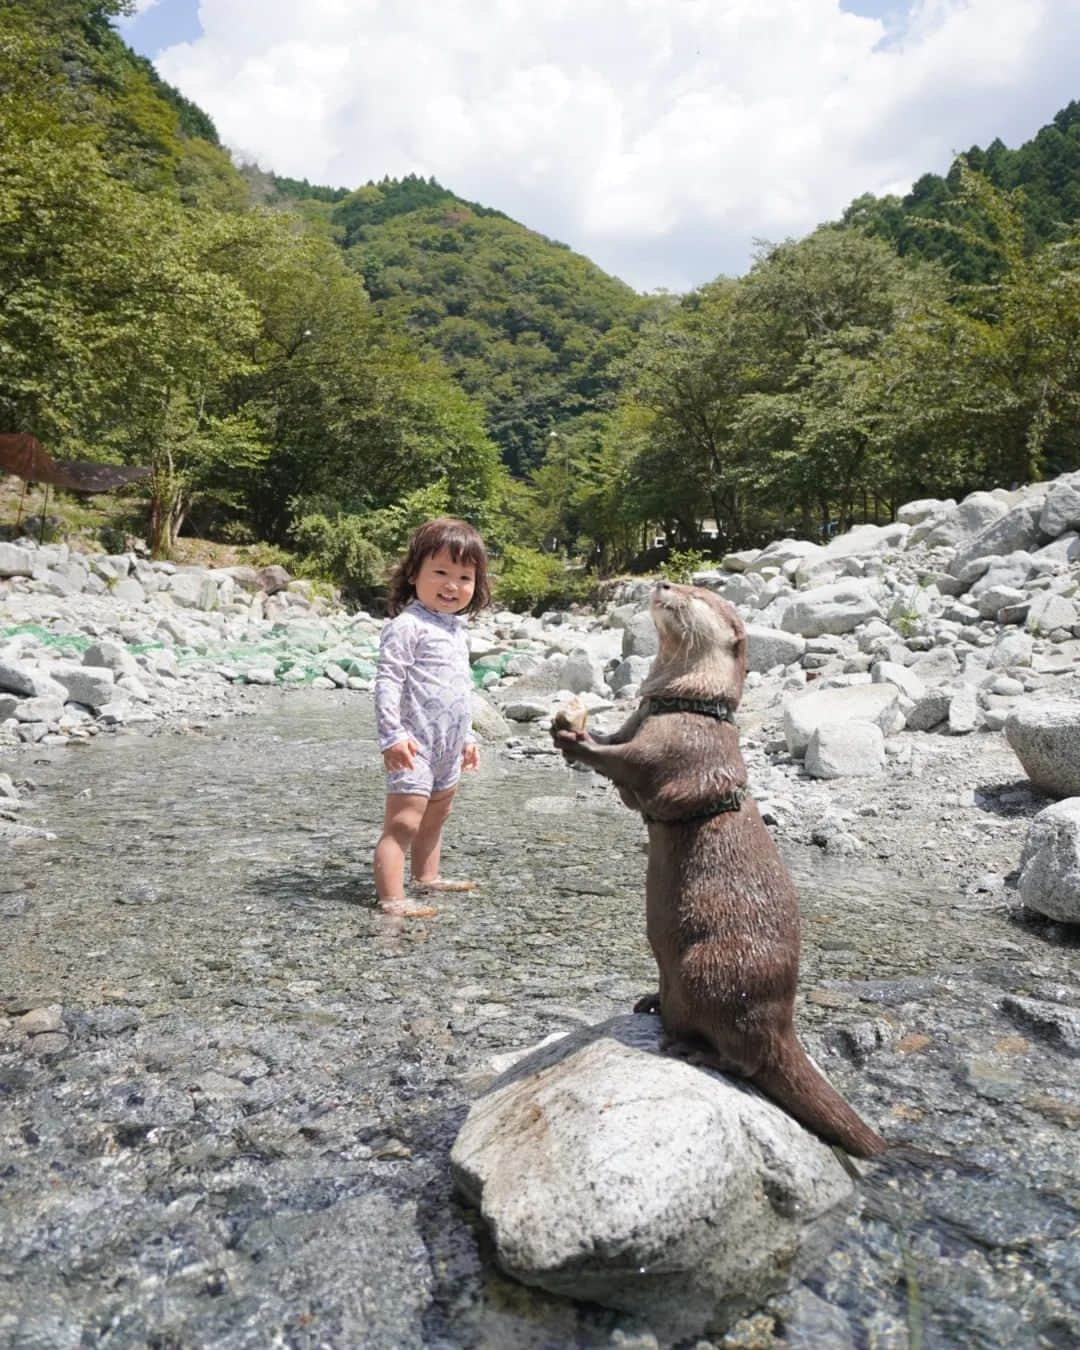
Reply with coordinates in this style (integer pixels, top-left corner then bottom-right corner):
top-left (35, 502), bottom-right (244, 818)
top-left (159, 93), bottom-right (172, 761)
top-left (552, 580), bottom-right (886, 1158)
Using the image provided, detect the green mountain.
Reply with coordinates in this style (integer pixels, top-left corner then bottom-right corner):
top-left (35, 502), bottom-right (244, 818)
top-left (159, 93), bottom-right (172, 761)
top-left (270, 174), bottom-right (648, 475)
top-left (843, 101), bottom-right (1080, 280)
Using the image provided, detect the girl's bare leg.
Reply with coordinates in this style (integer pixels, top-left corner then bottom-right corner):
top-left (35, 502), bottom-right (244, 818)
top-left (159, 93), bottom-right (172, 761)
top-left (374, 793), bottom-right (438, 916)
top-left (411, 786), bottom-right (474, 889)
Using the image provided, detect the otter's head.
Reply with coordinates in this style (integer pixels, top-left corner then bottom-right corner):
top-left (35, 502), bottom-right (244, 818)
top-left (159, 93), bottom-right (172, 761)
top-left (646, 580), bottom-right (747, 707)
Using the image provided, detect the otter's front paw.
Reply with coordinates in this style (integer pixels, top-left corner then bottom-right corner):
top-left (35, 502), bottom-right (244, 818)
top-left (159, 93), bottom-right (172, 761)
top-left (633, 991), bottom-right (661, 1015)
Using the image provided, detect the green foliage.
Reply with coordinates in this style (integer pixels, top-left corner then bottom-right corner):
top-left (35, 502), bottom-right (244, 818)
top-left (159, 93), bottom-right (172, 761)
top-left (288, 513), bottom-right (387, 598)
top-left (492, 545), bottom-right (596, 611)
top-left (323, 189), bottom-right (646, 473)
top-left (843, 101), bottom-right (1080, 280)
top-left (660, 550), bottom-right (709, 584)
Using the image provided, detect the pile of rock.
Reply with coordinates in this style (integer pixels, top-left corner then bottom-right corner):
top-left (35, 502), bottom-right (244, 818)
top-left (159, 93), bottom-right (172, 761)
top-left (472, 473), bottom-right (1080, 773)
top-left (0, 539), bottom-right (381, 747)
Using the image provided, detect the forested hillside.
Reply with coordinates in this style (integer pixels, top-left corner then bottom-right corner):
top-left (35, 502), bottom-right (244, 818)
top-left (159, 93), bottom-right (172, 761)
top-left (843, 101), bottom-right (1080, 281)
top-left (273, 174), bottom-right (648, 475)
top-left (2, 1), bottom-right (1078, 608)
top-left (0, 0), bottom-right (504, 582)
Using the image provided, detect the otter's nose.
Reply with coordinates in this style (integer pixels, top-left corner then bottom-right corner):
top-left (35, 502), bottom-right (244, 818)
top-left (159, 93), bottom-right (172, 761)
top-left (655, 580), bottom-right (672, 591)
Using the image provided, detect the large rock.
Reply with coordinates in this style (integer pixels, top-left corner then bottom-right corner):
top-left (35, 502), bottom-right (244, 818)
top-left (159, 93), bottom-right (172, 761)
top-left (0, 660), bottom-right (65, 701)
top-left (560, 648), bottom-right (607, 696)
top-left (805, 720), bottom-right (885, 779)
top-left (780, 582), bottom-right (881, 639)
top-left (49, 663), bottom-right (116, 711)
top-left (1018, 799), bottom-right (1080, 923)
top-left (450, 1015), bottom-right (854, 1343)
top-left (1005, 701), bottom-right (1080, 798)
top-left (746, 538), bottom-right (825, 574)
top-left (1026, 591), bottom-right (1078, 637)
top-left (0, 543), bottom-right (34, 578)
top-left (470, 691), bottom-right (512, 742)
top-left (609, 654), bottom-right (652, 692)
top-left (783, 683), bottom-right (901, 757)
top-left (910, 491), bottom-right (1006, 547)
top-left (1038, 480), bottom-right (1080, 539)
top-left (621, 611), bottom-right (659, 658)
top-left (897, 497), bottom-right (954, 527)
top-left (746, 625), bottom-right (806, 673)
top-left (950, 503), bottom-right (1046, 577)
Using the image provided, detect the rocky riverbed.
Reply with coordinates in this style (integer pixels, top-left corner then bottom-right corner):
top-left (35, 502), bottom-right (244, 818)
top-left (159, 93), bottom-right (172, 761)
top-left (1, 690), bottom-right (1078, 1348)
top-left (2, 472), bottom-right (1080, 1346)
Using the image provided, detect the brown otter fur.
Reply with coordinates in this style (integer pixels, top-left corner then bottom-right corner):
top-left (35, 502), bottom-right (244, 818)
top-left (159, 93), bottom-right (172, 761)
top-left (553, 580), bottom-right (887, 1158)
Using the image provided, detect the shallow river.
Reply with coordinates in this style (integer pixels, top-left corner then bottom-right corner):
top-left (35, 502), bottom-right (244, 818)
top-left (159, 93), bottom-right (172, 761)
top-left (1, 692), bottom-right (1077, 1348)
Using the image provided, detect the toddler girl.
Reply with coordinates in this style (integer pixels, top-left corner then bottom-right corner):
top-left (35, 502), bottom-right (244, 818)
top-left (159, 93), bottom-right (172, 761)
top-left (372, 517), bottom-right (490, 918)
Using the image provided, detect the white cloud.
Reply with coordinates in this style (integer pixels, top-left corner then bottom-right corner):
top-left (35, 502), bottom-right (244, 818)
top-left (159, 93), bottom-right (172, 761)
top-left (154, 0), bottom-right (1080, 291)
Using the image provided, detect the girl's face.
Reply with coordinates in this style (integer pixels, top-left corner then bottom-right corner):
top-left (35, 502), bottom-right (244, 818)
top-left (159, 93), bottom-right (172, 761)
top-left (411, 546), bottom-right (476, 615)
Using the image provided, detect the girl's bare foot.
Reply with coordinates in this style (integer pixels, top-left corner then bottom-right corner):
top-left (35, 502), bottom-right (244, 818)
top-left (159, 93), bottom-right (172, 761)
top-left (412, 878), bottom-right (476, 893)
top-left (378, 897), bottom-right (438, 918)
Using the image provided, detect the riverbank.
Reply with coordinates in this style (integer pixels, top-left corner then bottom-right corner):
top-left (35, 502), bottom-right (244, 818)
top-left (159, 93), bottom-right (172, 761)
top-left (1, 692), bottom-right (1077, 1348)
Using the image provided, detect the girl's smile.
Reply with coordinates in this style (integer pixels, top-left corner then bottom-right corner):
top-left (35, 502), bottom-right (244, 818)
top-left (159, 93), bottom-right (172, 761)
top-left (412, 547), bottom-right (477, 614)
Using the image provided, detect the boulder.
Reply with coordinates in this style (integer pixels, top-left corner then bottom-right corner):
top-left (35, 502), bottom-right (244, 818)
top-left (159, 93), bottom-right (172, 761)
top-left (1017, 799), bottom-right (1080, 923)
top-left (950, 504), bottom-right (1046, 577)
top-left (49, 663), bottom-right (116, 710)
top-left (905, 689), bottom-right (952, 732)
top-left (609, 655), bottom-right (652, 692)
top-left (1038, 481), bottom-right (1080, 539)
top-left (746, 538), bottom-right (825, 573)
top-left (257, 564), bottom-right (292, 595)
top-left (1026, 592), bottom-right (1078, 637)
top-left (560, 648), bottom-right (608, 696)
top-left (897, 497), bottom-right (954, 526)
top-left (721, 549), bottom-right (760, 572)
top-left (0, 543), bottom-right (34, 578)
top-left (783, 683), bottom-right (901, 757)
top-left (746, 626), bottom-right (806, 673)
top-left (470, 691), bottom-right (512, 742)
top-left (780, 582), bottom-right (881, 639)
top-left (911, 491), bottom-right (1006, 547)
top-left (450, 1015), bottom-right (854, 1343)
top-left (947, 684), bottom-right (980, 735)
top-left (621, 611), bottom-right (659, 659)
top-left (1005, 701), bottom-right (1080, 798)
top-left (805, 721), bottom-right (885, 779)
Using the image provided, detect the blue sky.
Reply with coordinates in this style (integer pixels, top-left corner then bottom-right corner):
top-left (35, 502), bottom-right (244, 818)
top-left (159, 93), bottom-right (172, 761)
top-left (120, 0), bottom-right (914, 61)
top-left (116, 2), bottom-right (1079, 292)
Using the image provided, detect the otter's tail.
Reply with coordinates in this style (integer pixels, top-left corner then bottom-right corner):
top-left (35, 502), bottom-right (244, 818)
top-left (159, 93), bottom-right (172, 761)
top-left (752, 1039), bottom-right (887, 1158)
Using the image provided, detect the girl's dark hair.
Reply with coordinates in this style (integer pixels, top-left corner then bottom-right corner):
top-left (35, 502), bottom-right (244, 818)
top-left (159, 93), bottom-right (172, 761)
top-left (387, 517), bottom-right (490, 617)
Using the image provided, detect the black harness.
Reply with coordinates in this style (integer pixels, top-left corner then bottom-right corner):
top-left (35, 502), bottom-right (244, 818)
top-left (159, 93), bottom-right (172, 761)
top-left (639, 695), bottom-right (747, 824)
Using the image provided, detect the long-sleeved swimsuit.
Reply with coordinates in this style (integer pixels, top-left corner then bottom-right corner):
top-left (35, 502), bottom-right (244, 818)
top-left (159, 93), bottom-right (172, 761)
top-left (374, 600), bottom-right (475, 796)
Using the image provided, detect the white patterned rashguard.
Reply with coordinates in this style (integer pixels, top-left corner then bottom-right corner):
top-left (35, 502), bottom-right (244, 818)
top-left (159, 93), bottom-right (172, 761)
top-left (374, 600), bottom-right (476, 797)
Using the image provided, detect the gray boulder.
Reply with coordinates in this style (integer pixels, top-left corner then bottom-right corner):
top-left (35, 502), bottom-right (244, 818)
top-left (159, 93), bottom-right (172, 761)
top-left (450, 1015), bottom-right (854, 1343)
top-left (561, 648), bottom-right (608, 696)
top-left (621, 611), bottom-right (659, 658)
top-left (805, 721), bottom-right (885, 779)
top-left (746, 626), bottom-right (806, 673)
top-left (897, 497), bottom-right (954, 526)
top-left (49, 663), bottom-right (116, 711)
top-left (609, 654), bottom-right (652, 692)
top-left (1038, 481), bottom-right (1080, 539)
top-left (950, 503), bottom-right (1046, 577)
top-left (779, 582), bottom-right (881, 639)
top-left (0, 543), bottom-right (34, 578)
top-left (1026, 591), bottom-right (1078, 637)
top-left (1018, 799), bottom-right (1080, 923)
top-left (470, 691), bottom-right (512, 742)
top-left (912, 491), bottom-right (1006, 547)
top-left (783, 684), bottom-right (901, 757)
top-left (1006, 701), bottom-right (1080, 798)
